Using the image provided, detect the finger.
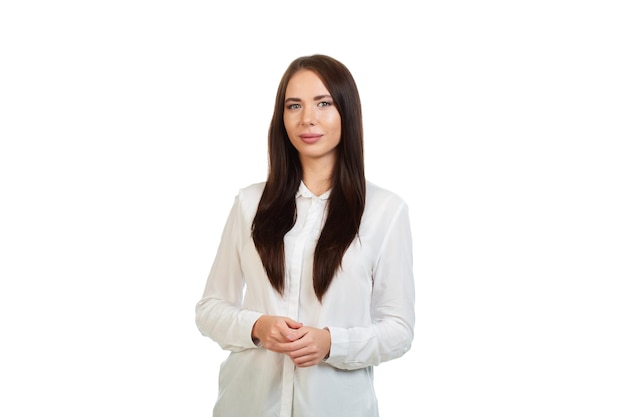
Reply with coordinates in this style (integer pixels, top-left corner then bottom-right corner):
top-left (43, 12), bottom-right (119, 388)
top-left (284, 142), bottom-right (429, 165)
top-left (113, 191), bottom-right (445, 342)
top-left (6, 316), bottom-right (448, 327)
top-left (279, 327), bottom-right (301, 342)
top-left (284, 318), bottom-right (303, 330)
top-left (283, 326), bottom-right (311, 342)
top-left (292, 354), bottom-right (322, 367)
top-left (280, 323), bottom-right (308, 341)
top-left (274, 338), bottom-right (306, 353)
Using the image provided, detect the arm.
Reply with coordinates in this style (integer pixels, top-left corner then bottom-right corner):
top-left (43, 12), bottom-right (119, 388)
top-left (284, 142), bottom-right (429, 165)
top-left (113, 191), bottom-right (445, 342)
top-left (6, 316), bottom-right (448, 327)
top-left (195, 195), bottom-right (263, 352)
top-left (324, 202), bottom-right (415, 370)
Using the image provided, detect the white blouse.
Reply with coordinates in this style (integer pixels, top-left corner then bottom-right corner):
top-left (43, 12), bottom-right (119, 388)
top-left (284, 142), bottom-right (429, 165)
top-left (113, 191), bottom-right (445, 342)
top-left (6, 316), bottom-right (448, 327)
top-left (196, 181), bottom-right (415, 417)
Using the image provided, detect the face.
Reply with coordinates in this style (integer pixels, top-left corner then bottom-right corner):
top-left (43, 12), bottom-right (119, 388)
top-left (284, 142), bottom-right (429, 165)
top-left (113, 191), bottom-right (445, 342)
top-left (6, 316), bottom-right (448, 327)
top-left (283, 69), bottom-right (341, 166)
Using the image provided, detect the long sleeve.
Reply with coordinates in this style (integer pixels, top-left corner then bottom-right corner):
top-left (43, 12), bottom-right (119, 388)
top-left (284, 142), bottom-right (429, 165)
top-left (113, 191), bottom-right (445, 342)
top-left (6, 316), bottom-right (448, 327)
top-left (195, 195), bottom-right (263, 352)
top-left (324, 199), bottom-right (415, 370)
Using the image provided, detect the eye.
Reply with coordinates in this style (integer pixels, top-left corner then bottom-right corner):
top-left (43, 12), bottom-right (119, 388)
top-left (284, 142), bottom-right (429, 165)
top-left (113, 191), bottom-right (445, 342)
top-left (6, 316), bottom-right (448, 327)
top-left (317, 101), bottom-right (333, 107)
top-left (286, 103), bottom-right (301, 110)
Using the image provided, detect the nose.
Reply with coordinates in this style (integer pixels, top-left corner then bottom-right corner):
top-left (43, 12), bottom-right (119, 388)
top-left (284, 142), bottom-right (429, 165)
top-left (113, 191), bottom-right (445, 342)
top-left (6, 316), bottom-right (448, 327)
top-left (300, 105), bottom-right (315, 126)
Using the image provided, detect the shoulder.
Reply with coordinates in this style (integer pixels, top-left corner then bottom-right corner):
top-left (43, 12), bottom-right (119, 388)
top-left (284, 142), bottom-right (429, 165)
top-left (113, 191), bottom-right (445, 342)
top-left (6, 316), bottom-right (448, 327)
top-left (362, 181), bottom-right (412, 237)
top-left (365, 180), bottom-right (408, 212)
top-left (234, 181), bottom-right (266, 219)
top-left (238, 181), bottom-right (266, 201)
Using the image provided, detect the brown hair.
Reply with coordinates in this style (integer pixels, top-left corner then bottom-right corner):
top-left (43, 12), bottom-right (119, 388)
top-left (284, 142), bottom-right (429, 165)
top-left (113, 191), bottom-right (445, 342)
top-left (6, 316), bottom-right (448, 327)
top-left (252, 54), bottom-right (366, 302)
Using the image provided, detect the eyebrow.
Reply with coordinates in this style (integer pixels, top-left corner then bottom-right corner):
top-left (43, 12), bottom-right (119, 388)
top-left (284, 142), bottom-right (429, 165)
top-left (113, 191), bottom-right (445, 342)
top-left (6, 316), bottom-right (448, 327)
top-left (285, 94), bottom-right (333, 103)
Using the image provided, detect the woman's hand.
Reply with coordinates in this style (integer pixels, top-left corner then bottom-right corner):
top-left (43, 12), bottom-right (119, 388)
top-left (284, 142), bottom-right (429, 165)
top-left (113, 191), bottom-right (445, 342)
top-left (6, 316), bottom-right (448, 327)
top-left (276, 326), bottom-right (331, 368)
top-left (251, 315), bottom-right (303, 350)
top-left (252, 317), bottom-right (331, 367)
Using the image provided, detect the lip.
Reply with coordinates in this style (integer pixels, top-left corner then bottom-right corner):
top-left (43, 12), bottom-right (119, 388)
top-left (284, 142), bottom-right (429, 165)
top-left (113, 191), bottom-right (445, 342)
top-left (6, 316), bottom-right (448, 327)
top-left (299, 133), bottom-right (323, 144)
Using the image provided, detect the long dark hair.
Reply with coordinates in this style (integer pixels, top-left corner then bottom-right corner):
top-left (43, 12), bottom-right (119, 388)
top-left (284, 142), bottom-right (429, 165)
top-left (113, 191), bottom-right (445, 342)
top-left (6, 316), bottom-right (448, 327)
top-left (251, 54), bottom-right (366, 302)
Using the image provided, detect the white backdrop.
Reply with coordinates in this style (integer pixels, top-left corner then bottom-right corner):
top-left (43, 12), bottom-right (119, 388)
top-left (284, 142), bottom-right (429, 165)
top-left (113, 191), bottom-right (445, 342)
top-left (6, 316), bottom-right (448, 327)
top-left (1, 1), bottom-right (625, 416)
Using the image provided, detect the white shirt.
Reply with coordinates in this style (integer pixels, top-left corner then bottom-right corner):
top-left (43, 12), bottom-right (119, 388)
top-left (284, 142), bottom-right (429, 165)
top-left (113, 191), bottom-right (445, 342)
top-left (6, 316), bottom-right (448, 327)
top-left (196, 181), bottom-right (415, 417)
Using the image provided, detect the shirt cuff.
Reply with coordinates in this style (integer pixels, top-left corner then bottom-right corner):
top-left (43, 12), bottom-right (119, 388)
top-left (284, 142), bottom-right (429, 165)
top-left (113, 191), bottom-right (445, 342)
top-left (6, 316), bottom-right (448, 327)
top-left (323, 326), bottom-right (348, 364)
top-left (241, 310), bottom-right (265, 348)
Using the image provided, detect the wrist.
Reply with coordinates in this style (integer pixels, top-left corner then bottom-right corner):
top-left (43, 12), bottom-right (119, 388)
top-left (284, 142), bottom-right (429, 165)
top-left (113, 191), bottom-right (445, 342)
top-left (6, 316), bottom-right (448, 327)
top-left (323, 327), bottom-right (331, 360)
top-left (251, 315), bottom-right (265, 345)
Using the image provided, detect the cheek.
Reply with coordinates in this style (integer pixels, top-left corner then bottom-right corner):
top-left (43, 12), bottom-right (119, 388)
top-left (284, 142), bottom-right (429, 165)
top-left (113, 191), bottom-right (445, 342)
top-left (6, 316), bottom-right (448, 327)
top-left (327, 113), bottom-right (342, 134)
top-left (283, 116), bottom-right (295, 133)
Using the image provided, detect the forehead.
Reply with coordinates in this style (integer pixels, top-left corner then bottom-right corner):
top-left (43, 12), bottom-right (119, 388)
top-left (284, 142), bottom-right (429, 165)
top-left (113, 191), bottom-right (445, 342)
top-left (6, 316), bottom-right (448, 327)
top-left (285, 69), bottom-right (329, 97)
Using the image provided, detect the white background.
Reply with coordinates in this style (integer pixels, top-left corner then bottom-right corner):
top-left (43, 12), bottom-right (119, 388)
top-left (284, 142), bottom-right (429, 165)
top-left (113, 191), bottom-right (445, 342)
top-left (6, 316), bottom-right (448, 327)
top-left (1, 1), bottom-right (625, 416)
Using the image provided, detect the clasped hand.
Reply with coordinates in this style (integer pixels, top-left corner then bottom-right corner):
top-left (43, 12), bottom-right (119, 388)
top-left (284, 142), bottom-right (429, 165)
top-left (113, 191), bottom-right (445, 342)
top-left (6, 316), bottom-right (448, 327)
top-left (251, 315), bottom-right (331, 367)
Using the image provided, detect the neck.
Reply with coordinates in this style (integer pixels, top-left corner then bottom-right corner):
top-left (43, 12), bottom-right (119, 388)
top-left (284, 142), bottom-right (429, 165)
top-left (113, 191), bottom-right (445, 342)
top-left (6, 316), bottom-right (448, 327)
top-left (300, 157), bottom-right (334, 197)
top-left (302, 175), bottom-right (332, 196)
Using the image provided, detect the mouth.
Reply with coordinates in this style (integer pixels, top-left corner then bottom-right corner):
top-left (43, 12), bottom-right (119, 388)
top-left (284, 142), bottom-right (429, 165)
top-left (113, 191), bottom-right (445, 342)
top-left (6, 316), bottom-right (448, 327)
top-left (299, 133), bottom-right (322, 144)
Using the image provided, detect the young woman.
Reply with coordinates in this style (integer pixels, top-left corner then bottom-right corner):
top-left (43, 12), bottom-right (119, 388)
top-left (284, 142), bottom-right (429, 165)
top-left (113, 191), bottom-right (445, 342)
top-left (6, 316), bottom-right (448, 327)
top-left (196, 54), bottom-right (415, 417)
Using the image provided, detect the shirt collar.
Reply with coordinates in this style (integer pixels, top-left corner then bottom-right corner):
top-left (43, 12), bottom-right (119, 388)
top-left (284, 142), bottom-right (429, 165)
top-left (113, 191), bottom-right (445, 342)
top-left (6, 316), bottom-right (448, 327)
top-left (296, 181), bottom-right (331, 201)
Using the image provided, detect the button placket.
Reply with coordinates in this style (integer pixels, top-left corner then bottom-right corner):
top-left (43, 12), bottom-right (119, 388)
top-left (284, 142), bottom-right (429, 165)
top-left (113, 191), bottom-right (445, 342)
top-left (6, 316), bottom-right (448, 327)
top-left (279, 196), bottom-right (324, 417)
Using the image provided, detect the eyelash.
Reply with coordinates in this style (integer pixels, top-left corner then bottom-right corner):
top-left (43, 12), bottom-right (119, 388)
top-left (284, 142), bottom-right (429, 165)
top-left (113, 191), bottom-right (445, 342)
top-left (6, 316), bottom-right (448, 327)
top-left (286, 101), bottom-right (333, 110)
